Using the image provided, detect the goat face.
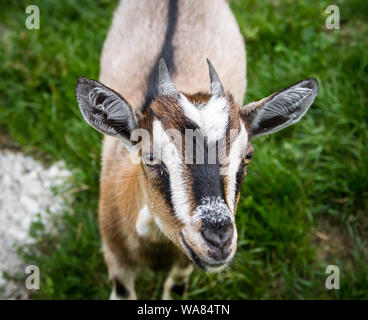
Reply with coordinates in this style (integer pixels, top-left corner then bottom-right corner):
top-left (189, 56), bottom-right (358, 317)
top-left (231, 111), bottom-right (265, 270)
top-left (136, 91), bottom-right (248, 271)
top-left (75, 59), bottom-right (318, 272)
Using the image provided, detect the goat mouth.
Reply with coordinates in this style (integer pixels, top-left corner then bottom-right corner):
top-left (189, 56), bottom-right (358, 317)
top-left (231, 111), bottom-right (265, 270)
top-left (180, 232), bottom-right (227, 271)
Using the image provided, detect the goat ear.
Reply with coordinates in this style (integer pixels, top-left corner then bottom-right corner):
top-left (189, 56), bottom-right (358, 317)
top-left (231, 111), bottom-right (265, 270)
top-left (75, 77), bottom-right (138, 144)
top-left (241, 78), bottom-right (318, 139)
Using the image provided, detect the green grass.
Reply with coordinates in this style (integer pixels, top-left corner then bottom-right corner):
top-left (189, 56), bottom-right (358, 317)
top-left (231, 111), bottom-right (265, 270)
top-left (0, 0), bottom-right (367, 299)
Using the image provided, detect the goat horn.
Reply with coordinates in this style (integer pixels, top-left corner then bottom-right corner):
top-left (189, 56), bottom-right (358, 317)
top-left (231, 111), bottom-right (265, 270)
top-left (158, 58), bottom-right (178, 96)
top-left (206, 58), bottom-right (224, 95)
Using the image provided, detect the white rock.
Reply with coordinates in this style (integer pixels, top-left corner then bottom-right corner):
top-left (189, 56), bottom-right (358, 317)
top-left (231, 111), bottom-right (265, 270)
top-left (0, 150), bottom-right (71, 299)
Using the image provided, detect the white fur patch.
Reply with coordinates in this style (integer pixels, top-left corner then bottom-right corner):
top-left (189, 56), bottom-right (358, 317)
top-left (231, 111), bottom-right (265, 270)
top-left (135, 205), bottom-right (153, 236)
top-left (193, 196), bottom-right (233, 224)
top-left (153, 120), bottom-right (191, 224)
top-left (200, 96), bottom-right (229, 143)
top-left (178, 95), bottom-right (229, 144)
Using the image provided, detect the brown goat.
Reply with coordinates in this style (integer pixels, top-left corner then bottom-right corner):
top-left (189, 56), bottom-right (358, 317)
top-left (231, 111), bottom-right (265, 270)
top-left (75, 0), bottom-right (318, 299)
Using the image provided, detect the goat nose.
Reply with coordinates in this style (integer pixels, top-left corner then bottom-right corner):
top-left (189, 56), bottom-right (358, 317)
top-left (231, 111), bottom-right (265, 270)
top-left (201, 219), bottom-right (233, 253)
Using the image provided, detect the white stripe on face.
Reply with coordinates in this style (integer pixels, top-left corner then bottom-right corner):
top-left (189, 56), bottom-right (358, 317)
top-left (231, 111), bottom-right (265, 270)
top-left (178, 95), bottom-right (201, 127)
top-left (226, 121), bottom-right (248, 211)
top-left (152, 119), bottom-right (191, 224)
top-left (178, 95), bottom-right (229, 144)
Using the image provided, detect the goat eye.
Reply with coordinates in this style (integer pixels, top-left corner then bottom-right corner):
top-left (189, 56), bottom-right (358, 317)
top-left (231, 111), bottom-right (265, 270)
top-left (245, 152), bottom-right (253, 160)
top-left (143, 153), bottom-right (160, 166)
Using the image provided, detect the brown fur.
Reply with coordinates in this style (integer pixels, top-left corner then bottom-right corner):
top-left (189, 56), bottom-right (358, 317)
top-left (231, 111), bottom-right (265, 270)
top-left (99, 143), bottom-right (187, 271)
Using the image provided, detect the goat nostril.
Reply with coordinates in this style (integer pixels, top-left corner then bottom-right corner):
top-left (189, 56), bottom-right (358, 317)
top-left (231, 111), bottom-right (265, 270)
top-left (201, 222), bottom-right (233, 250)
top-left (222, 224), bottom-right (233, 244)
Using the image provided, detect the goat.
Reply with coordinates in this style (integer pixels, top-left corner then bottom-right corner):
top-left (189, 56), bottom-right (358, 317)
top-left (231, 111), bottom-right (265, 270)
top-left (75, 0), bottom-right (318, 299)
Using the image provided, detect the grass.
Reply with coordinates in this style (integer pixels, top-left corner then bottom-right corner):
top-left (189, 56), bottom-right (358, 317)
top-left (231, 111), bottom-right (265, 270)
top-left (0, 0), bottom-right (367, 299)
